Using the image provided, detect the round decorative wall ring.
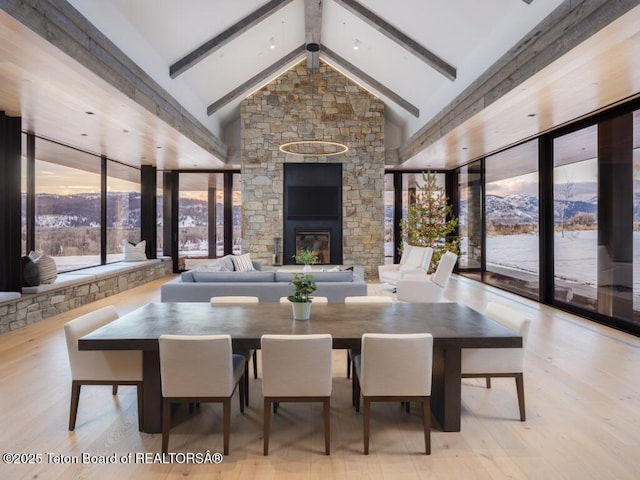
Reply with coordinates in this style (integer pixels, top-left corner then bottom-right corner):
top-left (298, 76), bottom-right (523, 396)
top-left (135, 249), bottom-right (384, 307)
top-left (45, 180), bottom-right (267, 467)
top-left (279, 140), bottom-right (349, 157)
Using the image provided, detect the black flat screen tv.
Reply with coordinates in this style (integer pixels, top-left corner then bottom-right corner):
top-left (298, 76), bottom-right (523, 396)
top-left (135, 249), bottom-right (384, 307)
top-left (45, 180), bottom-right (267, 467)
top-left (287, 186), bottom-right (340, 218)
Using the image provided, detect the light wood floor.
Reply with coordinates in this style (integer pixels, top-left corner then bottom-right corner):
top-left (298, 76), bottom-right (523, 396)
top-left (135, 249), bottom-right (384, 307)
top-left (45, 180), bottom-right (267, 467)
top-left (1, 275), bottom-right (639, 479)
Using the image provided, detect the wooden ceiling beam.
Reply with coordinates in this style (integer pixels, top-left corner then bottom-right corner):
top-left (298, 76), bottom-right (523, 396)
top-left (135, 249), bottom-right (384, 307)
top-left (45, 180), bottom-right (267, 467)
top-left (170, 0), bottom-right (295, 78)
top-left (207, 45), bottom-right (307, 115)
top-left (305, 0), bottom-right (323, 69)
top-left (333, 0), bottom-right (456, 81)
top-left (321, 46), bottom-right (419, 117)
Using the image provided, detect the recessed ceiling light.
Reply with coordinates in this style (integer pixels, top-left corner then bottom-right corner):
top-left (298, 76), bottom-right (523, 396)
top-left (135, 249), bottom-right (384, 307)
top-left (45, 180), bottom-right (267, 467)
top-left (122, 129), bottom-right (129, 133)
top-left (269, 37), bottom-right (276, 49)
top-left (85, 111), bottom-right (94, 115)
top-left (80, 133), bottom-right (88, 136)
top-left (353, 39), bottom-right (360, 50)
top-left (156, 146), bottom-right (162, 149)
top-left (462, 147), bottom-right (468, 150)
top-left (528, 113), bottom-right (536, 117)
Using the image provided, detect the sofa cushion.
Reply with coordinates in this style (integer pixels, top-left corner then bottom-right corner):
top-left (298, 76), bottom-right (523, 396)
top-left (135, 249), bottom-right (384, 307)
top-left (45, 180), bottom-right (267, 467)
top-left (191, 271), bottom-right (275, 283)
top-left (275, 270), bottom-right (353, 283)
top-left (21, 255), bottom-right (40, 287)
top-left (231, 253), bottom-right (255, 272)
top-left (123, 240), bottom-right (148, 262)
top-left (33, 253), bottom-right (58, 284)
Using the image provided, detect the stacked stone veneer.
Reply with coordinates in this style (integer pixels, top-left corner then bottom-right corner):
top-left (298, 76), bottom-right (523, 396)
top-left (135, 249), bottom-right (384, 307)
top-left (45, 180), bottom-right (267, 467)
top-left (241, 61), bottom-right (385, 279)
top-left (0, 261), bottom-right (172, 334)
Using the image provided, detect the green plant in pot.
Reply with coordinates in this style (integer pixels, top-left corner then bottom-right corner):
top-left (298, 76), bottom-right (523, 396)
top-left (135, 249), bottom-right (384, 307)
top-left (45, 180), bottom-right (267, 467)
top-left (293, 248), bottom-right (319, 272)
top-left (287, 273), bottom-right (317, 320)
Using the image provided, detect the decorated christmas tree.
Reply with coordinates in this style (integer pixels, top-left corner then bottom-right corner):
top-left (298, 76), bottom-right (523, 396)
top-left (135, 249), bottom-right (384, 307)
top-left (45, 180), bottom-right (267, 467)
top-left (400, 171), bottom-right (460, 273)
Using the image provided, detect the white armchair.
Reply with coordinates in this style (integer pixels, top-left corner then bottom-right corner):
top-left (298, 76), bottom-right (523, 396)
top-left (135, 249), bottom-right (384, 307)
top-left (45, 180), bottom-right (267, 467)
top-left (396, 251), bottom-right (457, 303)
top-left (461, 302), bottom-right (531, 421)
top-left (378, 245), bottom-right (433, 285)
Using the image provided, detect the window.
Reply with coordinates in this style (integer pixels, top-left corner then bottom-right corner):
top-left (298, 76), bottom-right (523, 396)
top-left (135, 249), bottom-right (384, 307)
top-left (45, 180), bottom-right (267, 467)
top-left (383, 173), bottom-right (395, 263)
top-left (106, 161), bottom-right (141, 262)
top-left (485, 140), bottom-right (539, 299)
top-left (457, 160), bottom-right (482, 275)
top-left (553, 126), bottom-right (598, 309)
top-left (34, 138), bottom-right (101, 272)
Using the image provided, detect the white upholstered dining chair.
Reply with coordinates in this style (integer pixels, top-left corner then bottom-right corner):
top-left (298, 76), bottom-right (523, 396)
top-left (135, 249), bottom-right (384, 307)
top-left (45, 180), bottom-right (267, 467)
top-left (210, 295), bottom-right (259, 401)
top-left (63, 305), bottom-right (143, 431)
top-left (343, 296), bottom-right (393, 379)
top-left (158, 334), bottom-right (246, 455)
top-left (352, 333), bottom-right (434, 455)
top-left (261, 334), bottom-right (333, 455)
top-left (461, 302), bottom-right (531, 421)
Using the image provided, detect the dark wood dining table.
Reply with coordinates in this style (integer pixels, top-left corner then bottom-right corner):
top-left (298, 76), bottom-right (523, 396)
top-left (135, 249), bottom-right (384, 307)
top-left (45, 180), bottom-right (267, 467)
top-left (78, 301), bottom-right (522, 433)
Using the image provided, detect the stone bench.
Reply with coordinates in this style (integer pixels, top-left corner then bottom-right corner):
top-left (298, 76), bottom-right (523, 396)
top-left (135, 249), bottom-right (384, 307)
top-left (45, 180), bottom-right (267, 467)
top-left (21, 259), bottom-right (166, 294)
top-left (1, 257), bottom-right (173, 334)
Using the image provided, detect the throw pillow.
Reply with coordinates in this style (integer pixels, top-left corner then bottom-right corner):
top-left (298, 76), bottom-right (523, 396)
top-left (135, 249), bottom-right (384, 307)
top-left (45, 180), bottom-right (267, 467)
top-left (123, 240), bottom-right (147, 262)
top-left (21, 255), bottom-right (40, 287)
top-left (231, 253), bottom-right (255, 272)
top-left (33, 253), bottom-right (57, 284)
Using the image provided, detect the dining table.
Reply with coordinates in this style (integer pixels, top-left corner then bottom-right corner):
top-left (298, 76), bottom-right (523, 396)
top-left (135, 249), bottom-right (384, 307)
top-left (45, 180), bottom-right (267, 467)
top-left (78, 301), bottom-right (522, 434)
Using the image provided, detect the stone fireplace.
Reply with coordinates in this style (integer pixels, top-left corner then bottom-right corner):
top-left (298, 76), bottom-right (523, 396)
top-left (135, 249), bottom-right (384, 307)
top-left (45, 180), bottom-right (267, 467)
top-left (240, 60), bottom-right (385, 278)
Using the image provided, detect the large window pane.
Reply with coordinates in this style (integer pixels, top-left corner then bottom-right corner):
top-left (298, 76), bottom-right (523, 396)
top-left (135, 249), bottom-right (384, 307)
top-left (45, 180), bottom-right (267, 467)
top-left (458, 160), bottom-right (482, 274)
top-left (485, 140), bottom-right (539, 299)
top-left (179, 173), bottom-right (223, 264)
top-left (232, 173), bottom-right (242, 255)
top-left (35, 138), bottom-right (101, 272)
top-left (106, 162), bottom-right (140, 262)
top-left (157, 172), bottom-right (164, 256)
top-left (553, 126), bottom-right (598, 308)
top-left (632, 110), bottom-right (640, 320)
top-left (383, 174), bottom-right (395, 263)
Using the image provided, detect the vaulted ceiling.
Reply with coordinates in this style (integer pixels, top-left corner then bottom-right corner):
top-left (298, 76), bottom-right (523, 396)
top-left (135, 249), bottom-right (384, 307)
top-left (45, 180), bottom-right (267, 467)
top-left (1, 0), bottom-right (639, 171)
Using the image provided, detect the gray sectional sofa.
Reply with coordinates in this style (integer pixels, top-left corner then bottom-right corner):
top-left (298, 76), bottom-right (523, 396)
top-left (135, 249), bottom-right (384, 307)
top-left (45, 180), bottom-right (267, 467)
top-left (160, 264), bottom-right (367, 303)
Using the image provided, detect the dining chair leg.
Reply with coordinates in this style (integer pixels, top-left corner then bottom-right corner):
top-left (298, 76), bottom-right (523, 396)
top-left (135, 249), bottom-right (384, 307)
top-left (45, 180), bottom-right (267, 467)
top-left (238, 378), bottom-right (246, 413)
top-left (68, 381), bottom-right (81, 431)
top-left (354, 374), bottom-right (361, 413)
top-left (252, 350), bottom-right (258, 379)
top-left (323, 398), bottom-right (331, 455)
top-left (263, 398), bottom-right (271, 455)
top-left (346, 351), bottom-right (351, 379)
top-left (223, 398), bottom-right (231, 455)
top-left (136, 383), bottom-right (144, 432)
top-left (486, 376), bottom-right (492, 389)
top-left (162, 398), bottom-right (171, 454)
top-left (515, 373), bottom-right (526, 421)
top-left (363, 398), bottom-right (371, 455)
top-left (244, 361), bottom-right (250, 406)
top-left (422, 398), bottom-right (431, 455)
top-left (112, 384), bottom-right (118, 395)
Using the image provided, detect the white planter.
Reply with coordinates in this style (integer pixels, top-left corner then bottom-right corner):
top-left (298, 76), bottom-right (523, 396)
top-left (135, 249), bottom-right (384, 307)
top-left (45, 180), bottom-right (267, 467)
top-left (303, 264), bottom-right (312, 272)
top-left (291, 302), bottom-right (312, 320)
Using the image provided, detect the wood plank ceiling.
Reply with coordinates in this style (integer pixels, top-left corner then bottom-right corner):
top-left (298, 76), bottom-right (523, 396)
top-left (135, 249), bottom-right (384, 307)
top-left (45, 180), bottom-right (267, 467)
top-left (0, 0), bottom-right (639, 171)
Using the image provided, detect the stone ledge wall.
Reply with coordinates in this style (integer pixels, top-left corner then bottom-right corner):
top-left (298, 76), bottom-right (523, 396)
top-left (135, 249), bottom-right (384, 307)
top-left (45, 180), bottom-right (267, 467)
top-left (0, 261), bottom-right (173, 334)
top-left (241, 61), bottom-right (385, 279)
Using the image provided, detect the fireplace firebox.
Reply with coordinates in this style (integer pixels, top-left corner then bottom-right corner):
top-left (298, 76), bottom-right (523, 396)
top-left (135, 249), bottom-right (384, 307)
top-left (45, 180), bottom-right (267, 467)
top-left (295, 230), bottom-right (331, 264)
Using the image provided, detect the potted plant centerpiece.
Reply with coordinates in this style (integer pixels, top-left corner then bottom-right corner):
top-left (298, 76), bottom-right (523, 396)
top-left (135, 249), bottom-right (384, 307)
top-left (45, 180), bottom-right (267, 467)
top-left (293, 248), bottom-right (319, 272)
top-left (287, 273), bottom-right (317, 320)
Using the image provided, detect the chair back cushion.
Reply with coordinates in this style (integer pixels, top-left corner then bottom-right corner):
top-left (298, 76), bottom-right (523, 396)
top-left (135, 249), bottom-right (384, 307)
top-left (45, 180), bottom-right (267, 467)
top-left (261, 334), bottom-right (332, 397)
top-left (485, 302), bottom-right (531, 347)
top-left (211, 296), bottom-right (259, 304)
top-left (432, 251), bottom-right (457, 288)
top-left (344, 296), bottom-right (392, 304)
top-left (360, 333), bottom-right (433, 397)
top-left (64, 306), bottom-right (142, 381)
top-left (159, 334), bottom-right (238, 397)
top-left (461, 302), bottom-right (531, 374)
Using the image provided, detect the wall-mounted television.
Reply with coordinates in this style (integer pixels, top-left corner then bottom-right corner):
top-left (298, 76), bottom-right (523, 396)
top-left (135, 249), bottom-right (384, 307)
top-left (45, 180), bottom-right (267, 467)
top-left (286, 186), bottom-right (341, 219)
